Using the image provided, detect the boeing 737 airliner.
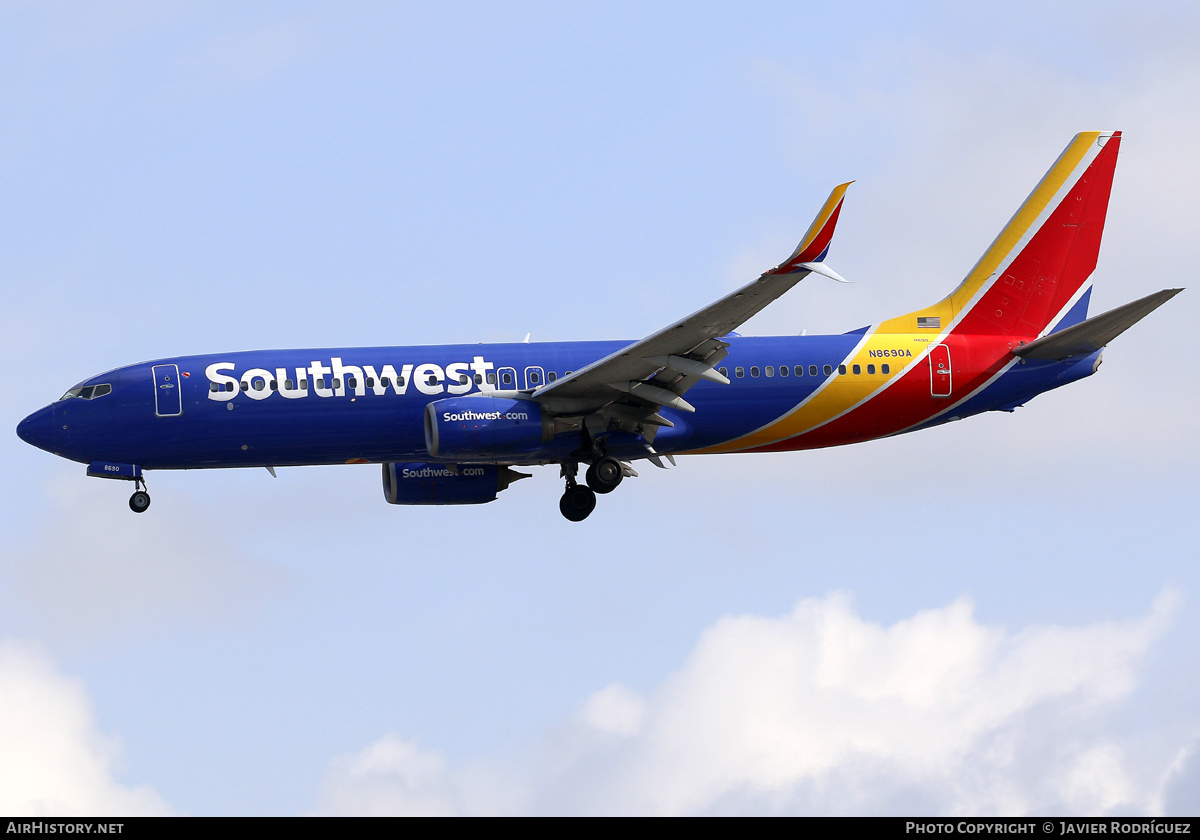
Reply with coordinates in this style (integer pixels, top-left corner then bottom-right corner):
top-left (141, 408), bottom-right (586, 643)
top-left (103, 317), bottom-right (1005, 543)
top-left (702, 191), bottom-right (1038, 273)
top-left (16, 131), bottom-right (1182, 520)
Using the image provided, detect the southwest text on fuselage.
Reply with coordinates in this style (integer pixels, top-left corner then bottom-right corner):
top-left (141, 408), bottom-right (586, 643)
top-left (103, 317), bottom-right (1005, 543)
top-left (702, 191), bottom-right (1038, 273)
top-left (205, 356), bottom-right (496, 401)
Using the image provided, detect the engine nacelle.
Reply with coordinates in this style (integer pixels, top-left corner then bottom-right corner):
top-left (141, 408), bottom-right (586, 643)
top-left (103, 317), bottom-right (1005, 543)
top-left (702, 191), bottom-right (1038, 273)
top-left (424, 397), bottom-right (551, 460)
top-left (382, 462), bottom-right (528, 505)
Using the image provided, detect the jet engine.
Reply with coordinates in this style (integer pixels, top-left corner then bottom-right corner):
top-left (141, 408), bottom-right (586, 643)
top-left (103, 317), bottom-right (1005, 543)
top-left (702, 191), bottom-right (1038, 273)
top-left (424, 397), bottom-right (552, 459)
top-left (382, 462), bottom-right (528, 505)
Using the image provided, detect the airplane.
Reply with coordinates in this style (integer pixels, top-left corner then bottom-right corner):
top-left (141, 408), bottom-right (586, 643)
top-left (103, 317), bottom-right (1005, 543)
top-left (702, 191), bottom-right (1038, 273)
top-left (16, 131), bottom-right (1182, 521)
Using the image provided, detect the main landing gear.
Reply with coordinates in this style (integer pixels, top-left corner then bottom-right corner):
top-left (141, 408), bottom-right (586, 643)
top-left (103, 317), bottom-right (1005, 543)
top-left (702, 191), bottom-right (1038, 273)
top-left (128, 479), bottom-right (151, 513)
top-left (558, 456), bottom-right (625, 521)
top-left (585, 457), bottom-right (623, 494)
top-left (559, 481), bottom-right (596, 522)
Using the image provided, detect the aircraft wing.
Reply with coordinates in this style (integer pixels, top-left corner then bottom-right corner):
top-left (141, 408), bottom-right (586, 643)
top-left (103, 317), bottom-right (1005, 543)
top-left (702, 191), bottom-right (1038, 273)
top-left (531, 183), bottom-right (852, 420)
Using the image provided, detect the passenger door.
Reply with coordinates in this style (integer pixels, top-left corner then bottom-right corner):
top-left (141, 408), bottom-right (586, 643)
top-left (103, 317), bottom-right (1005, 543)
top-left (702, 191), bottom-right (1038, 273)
top-left (152, 364), bottom-right (183, 416)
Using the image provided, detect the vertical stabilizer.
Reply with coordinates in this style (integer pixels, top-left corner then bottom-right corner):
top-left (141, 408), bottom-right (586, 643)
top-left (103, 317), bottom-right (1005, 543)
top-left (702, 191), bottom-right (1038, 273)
top-left (881, 131), bottom-right (1121, 338)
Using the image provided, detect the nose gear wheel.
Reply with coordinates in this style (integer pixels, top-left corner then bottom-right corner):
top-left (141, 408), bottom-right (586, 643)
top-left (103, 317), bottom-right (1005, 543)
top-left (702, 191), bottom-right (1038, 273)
top-left (128, 477), bottom-right (151, 514)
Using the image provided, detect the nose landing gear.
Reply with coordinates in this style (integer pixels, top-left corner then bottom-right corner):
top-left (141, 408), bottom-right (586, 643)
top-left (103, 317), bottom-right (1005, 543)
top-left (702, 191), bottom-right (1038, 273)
top-left (128, 478), bottom-right (151, 513)
top-left (85, 462), bottom-right (151, 513)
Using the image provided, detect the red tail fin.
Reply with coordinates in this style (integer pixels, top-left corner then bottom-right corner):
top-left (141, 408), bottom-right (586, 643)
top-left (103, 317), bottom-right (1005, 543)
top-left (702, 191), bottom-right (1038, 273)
top-left (882, 132), bottom-right (1121, 338)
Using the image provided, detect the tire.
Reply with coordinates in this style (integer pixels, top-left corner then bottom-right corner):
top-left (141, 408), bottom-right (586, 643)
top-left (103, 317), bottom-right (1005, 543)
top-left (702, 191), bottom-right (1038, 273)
top-left (559, 485), bottom-right (597, 521)
top-left (585, 457), bottom-right (623, 494)
top-left (129, 491), bottom-right (151, 513)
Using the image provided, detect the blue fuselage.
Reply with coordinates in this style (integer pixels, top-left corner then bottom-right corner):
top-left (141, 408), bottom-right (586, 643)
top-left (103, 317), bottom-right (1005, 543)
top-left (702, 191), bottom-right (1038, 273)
top-left (18, 335), bottom-right (1094, 471)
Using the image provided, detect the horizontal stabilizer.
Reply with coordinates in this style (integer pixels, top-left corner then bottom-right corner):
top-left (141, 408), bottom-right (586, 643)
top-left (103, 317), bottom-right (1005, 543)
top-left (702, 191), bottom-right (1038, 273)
top-left (1013, 288), bottom-right (1183, 360)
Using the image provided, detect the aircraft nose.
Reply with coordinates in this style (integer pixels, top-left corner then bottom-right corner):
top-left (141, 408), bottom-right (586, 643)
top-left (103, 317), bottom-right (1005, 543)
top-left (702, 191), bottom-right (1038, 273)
top-left (16, 405), bottom-right (56, 452)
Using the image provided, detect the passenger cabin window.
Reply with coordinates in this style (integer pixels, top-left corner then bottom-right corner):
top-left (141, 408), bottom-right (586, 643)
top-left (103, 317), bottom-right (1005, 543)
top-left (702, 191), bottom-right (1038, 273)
top-left (718, 367), bottom-right (728, 377)
top-left (529, 371), bottom-right (541, 384)
top-left (548, 372), bottom-right (557, 382)
top-left (867, 364), bottom-right (875, 375)
top-left (501, 372), bottom-right (513, 385)
top-left (458, 375), bottom-right (469, 385)
top-left (241, 381), bottom-right (249, 391)
top-left (750, 366), bottom-right (760, 378)
top-left (809, 365), bottom-right (818, 377)
top-left (796, 365), bottom-right (805, 377)
top-left (487, 373), bottom-right (497, 384)
top-left (365, 378), bottom-right (374, 387)
top-left (735, 367), bottom-right (745, 378)
top-left (474, 374), bottom-right (483, 384)
top-left (269, 380), bottom-right (278, 390)
top-left (210, 382), bottom-right (220, 392)
top-left (286, 379), bottom-right (296, 389)
top-left (765, 366), bottom-right (774, 377)
top-left (882, 364), bottom-right (890, 375)
top-left (823, 365), bottom-right (833, 376)
top-left (779, 365), bottom-right (788, 377)
top-left (852, 364), bottom-right (861, 375)
top-left (838, 365), bottom-right (847, 375)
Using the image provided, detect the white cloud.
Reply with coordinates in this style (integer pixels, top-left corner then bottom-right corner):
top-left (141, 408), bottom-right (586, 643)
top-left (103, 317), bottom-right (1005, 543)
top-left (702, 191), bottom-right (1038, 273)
top-left (0, 640), bottom-right (173, 816)
top-left (316, 735), bottom-right (458, 817)
top-left (315, 734), bottom-right (524, 817)
top-left (317, 590), bottom-right (1189, 816)
top-left (578, 683), bottom-right (646, 738)
top-left (1056, 745), bottom-right (1137, 814)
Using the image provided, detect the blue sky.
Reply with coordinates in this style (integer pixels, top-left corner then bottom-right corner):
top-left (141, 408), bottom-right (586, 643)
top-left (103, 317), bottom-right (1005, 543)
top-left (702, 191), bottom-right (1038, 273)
top-left (1, 1), bottom-right (1198, 815)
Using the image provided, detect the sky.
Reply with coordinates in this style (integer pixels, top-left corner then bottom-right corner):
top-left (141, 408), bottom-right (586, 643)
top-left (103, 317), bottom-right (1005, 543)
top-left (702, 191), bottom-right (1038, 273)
top-left (1, 0), bottom-right (1198, 817)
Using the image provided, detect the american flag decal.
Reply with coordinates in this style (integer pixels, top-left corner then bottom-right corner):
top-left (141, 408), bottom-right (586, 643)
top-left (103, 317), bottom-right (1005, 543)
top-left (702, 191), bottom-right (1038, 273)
top-left (917, 316), bottom-right (941, 329)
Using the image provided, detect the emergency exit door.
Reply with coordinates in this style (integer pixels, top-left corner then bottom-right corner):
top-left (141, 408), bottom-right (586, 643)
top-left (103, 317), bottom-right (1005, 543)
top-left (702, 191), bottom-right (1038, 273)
top-left (929, 345), bottom-right (952, 398)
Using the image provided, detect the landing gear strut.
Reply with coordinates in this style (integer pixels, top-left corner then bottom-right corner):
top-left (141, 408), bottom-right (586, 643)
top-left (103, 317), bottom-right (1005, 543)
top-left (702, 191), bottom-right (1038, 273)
top-left (558, 462), bottom-right (596, 522)
top-left (128, 478), bottom-right (151, 513)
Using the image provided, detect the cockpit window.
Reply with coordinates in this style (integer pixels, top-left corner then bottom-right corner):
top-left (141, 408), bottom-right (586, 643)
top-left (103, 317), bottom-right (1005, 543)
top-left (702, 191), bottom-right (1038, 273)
top-left (59, 384), bottom-right (111, 401)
